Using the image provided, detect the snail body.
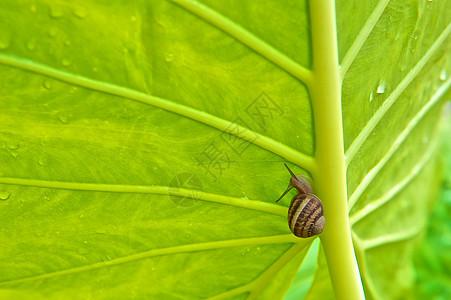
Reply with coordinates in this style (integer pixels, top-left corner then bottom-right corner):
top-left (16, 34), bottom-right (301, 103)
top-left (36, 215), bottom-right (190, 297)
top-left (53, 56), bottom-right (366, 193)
top-left (276, 164), bottom-right (325, 238)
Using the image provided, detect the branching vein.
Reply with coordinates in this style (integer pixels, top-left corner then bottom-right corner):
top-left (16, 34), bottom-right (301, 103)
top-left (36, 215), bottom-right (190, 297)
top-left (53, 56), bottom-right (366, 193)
top-left (208, 241), bottom-right (310, 299)
top-left (360, 227), bottom-right (422, 249)
top-left (346, 23), bottom-right (451, 164)
top-left (0, 177), bottom-right (287, 216)
top-left (350, 138), bottom-right (437, 221)
top-left (0, 53), bottom-right (315, 171)
top-left (340, 0), bottom-right (390, 77)
top-left (169, 0), bottom-right (313, 86)
top-left (348, 78), bottom-right (450, 210)
top-left (0, 234), bottom-right (298, 286)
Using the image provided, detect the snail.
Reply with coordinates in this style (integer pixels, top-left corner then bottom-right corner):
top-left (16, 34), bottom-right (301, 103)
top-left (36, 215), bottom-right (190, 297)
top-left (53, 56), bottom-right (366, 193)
top-left (276, 164), bottom-right (325, 238)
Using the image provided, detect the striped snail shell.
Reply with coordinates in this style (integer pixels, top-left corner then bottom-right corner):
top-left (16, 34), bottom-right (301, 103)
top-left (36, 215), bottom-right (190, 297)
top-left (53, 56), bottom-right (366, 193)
top-left (276, 164), bottom-right (325, 238)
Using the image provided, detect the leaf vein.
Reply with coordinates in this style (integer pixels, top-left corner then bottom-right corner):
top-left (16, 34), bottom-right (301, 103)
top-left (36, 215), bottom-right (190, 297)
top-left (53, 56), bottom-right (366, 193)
top-left (349, 137), bottom-right (437, 220)
top-left (0, 235), bottom-right (297, 286)
top-left (340, 0), bottom-right (390, 77)
top-left (0, 177), bottom-right (287, 216)
top-left (348, 78), bottom-right (450, 210)
top-left (0, 53), bottom-right (314, 171)
top-left (346, 22), bottom-right (451, 164)
top-left (169, 0), bottom-right (313, 85)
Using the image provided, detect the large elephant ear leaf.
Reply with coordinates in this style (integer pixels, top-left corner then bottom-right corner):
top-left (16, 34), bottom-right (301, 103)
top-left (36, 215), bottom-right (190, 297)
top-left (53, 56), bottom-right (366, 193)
top-left (0, 0), bottom-right (449, 299)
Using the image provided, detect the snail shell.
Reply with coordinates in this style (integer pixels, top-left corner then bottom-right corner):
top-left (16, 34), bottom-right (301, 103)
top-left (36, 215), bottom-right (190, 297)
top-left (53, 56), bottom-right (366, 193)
top-left (277, 164), bottom-right (325, 238)
top-left (288, 193), bottom-right (325, 238)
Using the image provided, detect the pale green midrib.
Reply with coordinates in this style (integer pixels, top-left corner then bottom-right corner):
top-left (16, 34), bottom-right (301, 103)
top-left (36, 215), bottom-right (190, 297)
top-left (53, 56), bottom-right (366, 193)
top-left (349, 138), bottom-right (437, 222)
top-left (0, 177), bottom-right (287, 216)
top-left (309, 1), bottom-right (365, 299)
top-left (208, 241), bottom-right (309, 300)
top-left (345, 23), bottom-right (451, 164)
top-left (169, 0), bottom-right (313, 86)
top-left (340, 0), bottom-right (390, 78)
top-left (351, 233), bottom-right (379, 299)
top-left (348, 78), bottom-right (451, 210)
top-left (361, 227), bottom-right (422, 249)
top-left (0, 234), bottom-right (297, 286)
top-left (0, 54), bottom-right (315, 171)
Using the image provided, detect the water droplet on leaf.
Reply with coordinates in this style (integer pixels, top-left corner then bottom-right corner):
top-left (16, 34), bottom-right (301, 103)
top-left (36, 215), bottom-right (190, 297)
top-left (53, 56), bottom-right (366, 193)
top-left (26, 39), bottom-right (36, 51)
top-left (376, 80), bottom-right (386, 94)
top-left (0, 35), bottom-right (11, 49)
top-left (164, 52), bottom-right (174, 62)
top-left (38, 157), bottom-right (48, 166)
top-left (440, 70), bottom-right (447, 81)
top-left (49, 6), bottom-right (64, 18)
top-left (57, 114), bottom-right (68, 124)
top-left (43, 80), bottom-right (53, 89)
top-left (48, 28), bottom-right (58, 37)
top-left (369, 91), bottom-right (374, 102)
top-left (73, 7), bottom-right (87, 19)
top-left (61, 58), bottom-right (71, 67)
top-left (0, 190), bottom-right (11, 200)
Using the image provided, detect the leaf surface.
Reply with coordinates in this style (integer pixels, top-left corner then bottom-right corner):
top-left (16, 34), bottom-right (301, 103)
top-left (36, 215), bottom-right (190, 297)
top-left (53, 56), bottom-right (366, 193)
top-left (0, 0), bottom-right (449, 299)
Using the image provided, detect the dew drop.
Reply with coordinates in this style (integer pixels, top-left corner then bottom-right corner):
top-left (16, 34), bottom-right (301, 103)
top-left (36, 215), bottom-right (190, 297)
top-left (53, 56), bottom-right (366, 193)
top-left (38, 157), bottom-right (48, 166)
top-left (73, 6), bottom-right (87, 19)
top-left (48, 28), bottom-right (58, 38)
top-left (49, 6), bottom-right (64, 18)
top-left (376, 80), bottom-right (386, 94)
top-left (422, 135), bottom-right (429, 144)
top-left (44, 195), bottom-right (51, 201)
top-left (0, 190), bottom-right (11, 200)
top-left (440, 70), bottom-right (447, 81)
top-left (0, 35), bottom-right (11, 49)
top-left (61, 58), bottom-right (71, 67)
top-left (240, 196), bottom-right (249, 200)
top-left (57, 114), bottom-right (68, 124)
top-left (164, 51), bottom-right (174, 62)
top-left (369, 91), bottom-right (374, 102)
top-left (26, 39), bottom-right (36, 51)
top-left (43, 79), bottom-right (53, 89)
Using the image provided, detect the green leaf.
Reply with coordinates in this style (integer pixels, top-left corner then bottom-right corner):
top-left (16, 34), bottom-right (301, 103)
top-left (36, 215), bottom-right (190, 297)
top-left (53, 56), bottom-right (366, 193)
top-left (0, 0), bottom-right (449, 299)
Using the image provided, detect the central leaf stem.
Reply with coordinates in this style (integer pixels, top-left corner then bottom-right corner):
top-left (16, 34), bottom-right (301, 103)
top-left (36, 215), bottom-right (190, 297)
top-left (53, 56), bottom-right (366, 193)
top-left (309, 0), bottom-right (365, 299)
